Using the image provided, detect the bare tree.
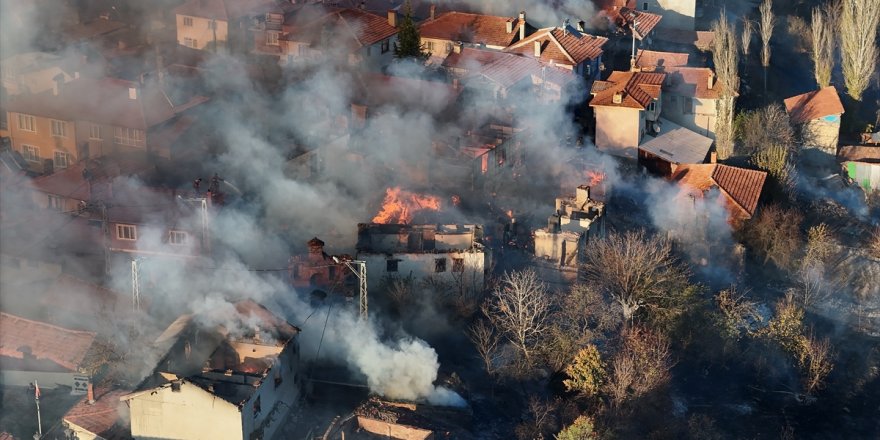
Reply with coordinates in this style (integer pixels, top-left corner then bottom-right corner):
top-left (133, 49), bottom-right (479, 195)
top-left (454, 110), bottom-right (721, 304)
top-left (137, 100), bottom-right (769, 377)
top-left (581, 231), bottom-right (689, 325)
top-left (712, 12), bottom-right (739, 160)
top-left (741, 18), bottom-right (754, 57)
top-left (811, 4), bottom-right (836, 88)
top-left (798, 332), bottom-right (834, 395)
top-left (482, 269), bottom-right (551, 365)
top-left (515, 397), bottom-right (561, 440)
top-left (738, 103), bottom-right (795, 155)
top-left (839, 0), bottom-right (880, 101)
top-left (714, 286), bottom-right (762, 341)
top-left (467, 319), bottom-right (502, 376)
top-left (604, 327), bottom-right (674, 407)
top-left (759, 0), bottom-right (776, 90)
top-left (744, 205), bottom-right (804, 271)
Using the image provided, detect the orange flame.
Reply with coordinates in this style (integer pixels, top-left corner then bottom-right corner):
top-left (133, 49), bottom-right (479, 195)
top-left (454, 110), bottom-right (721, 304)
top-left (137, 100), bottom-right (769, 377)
top-left (506, 210), bottom-right (514, 219)
top-left (586, 170), bottom-right (606, 187)
top-left (372, 187), bottom-right (441, 224)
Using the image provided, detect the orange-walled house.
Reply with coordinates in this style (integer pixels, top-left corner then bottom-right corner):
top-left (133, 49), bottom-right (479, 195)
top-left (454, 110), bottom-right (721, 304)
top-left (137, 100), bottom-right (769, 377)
top-left (590, 70), bottom-right (665, 159)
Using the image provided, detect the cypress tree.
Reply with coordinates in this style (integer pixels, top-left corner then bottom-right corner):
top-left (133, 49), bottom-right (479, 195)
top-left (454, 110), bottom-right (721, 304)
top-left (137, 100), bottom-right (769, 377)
top-left (393, 1), bottom-right (429, 61)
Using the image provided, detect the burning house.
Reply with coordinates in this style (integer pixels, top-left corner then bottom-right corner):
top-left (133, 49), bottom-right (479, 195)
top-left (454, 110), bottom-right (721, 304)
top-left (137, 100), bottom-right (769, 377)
top-left (288, 237), bottom-right (354, 298)
top-left (122, 299), bottom-right (301, 440)
top-left (356, 223), bottom-right (488, 294)
top-left (533, 184), bottom-right (606, 268)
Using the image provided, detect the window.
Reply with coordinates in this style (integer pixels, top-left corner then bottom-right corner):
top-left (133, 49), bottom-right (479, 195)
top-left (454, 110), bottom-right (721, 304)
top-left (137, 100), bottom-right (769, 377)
top-left (366, 46), bottom-right (372, 56)
top-left (114, 127), bottom-right (145, 147)
top-left (643, 2), bottom-right (648, 10)
top-left (48, 195), bottom-right (63, 211)
top-left (184, 37), bottom-right (198, 48)
top-left (647, 102), bottom-right (656, 112)
top-left (17, 114), bottom-right (36, 132)
top-left (682, 98), bottom-right (693, 115)
top-left (381, 39), bottom-right (390, 54)
top-left (22, 145), bottom-right (39, 162)
top-left (267, 32), bottom-right (279, 46)
top-left (50, 119), bottom-right (67, 137)
top-left (169, 230), bottom-right (187, 245)
top-left (183, 16), bottom-right (193, 26)
top-left (584, 63), bottom-right (591, 76)
top-left (452, 258), bottom-right (464, 273)
top-left (386, 260), bottom-right (398, 272)
top-left (53, 151), bottom-right (69, 168)
top-left (434, 258), bottom-right (446, 273)
top-left (425, 41), bottom-right (435, 52)
top-left (253, 396), bottom-right (261, 416)
top-left (89, 124), bottom-right (102, 140)
top-left (116, 224), bottom-right (137, 240)
top-left (274, 369), bottom-right (283, 388)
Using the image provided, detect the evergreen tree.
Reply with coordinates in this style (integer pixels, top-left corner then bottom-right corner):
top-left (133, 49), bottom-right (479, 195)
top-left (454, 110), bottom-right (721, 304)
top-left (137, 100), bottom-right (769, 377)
top-left (393, 1), bottom-right (429, 60)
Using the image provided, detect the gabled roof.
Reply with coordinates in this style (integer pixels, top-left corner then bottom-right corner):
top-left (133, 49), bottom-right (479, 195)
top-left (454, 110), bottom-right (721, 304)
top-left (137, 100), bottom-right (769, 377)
top-left (285, 8), bottom-right (398, 49)
top-left (419, 11), bottom-right (535, 47)
top-left (63, 387), bottom-right (131, 440)
top-left (614, 7), bottom-right (662, 40)
top-left (671, 164), bottom-right (767, 221)
top-left (173, 0), bottom-right (277, 21)
top-left (663, 67), bottom-right (723, 99)
top-left (0, 312), bottom-right (97, 372)
top-left (635, 50), bottom-right (689, 70)
top-left (838, 145), bottom-right (880, 163)
top-left (590, 70), bottom-right (665, 109)
top-left (783, 86), bottom-right (845, 124)
top-left (505, 26), bottom-right (608, 66)
top-left (6, 77), bottom-right (208, 130)
top-left (443, 47), bottom-right (575, 89)
top-left (639, 118), bottom-right (712, 164)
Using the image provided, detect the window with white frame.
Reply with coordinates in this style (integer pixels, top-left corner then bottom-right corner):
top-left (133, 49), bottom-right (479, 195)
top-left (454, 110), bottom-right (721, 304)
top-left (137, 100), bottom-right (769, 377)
top-left (116, 224), bottom-right (137, 240)
top-left (169, 230), bottom-right (187, 245)
top-left (53, 151), bottom-right (69, 168)
top-left (89, 124), bottom-right (102, 140)
top-left (17, 114), bottom-right (36, 132)
top-left (647, 101), bottom-right (656, 112)
top-left (425, 41), bottom-right (435, 52)
top-left (114, 127), bottom-right (145, 147)
top-left (184, 37), bottom-right (198, 48)
top-left (183, 16), bottom-right (193, 26)
top-left (267, 32), bottom-right (279, 46)
top-left (50, 119), bottom-right (67, 137)
top-left (48, 195), bottom-right (63, 211)
top-left (22, 145), bottom-right (39, 162)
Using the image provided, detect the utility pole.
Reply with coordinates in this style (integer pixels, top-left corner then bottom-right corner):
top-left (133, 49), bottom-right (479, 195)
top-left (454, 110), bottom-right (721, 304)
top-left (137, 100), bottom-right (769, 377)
top-left (333, 257), bottom-right (368, 319)
top-left (33, 380), bottom-right (42, 438)
top-left (131, 258), bottom-right (142, 312)
top-left (177, 195), bottom-right (211, 256)
top-left (629, 21), bottom-right (641, 70)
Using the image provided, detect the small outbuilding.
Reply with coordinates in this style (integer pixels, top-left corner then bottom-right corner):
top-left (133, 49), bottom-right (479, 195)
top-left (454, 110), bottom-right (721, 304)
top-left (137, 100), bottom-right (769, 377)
top-left (784, 86), bottom-right (845, 154)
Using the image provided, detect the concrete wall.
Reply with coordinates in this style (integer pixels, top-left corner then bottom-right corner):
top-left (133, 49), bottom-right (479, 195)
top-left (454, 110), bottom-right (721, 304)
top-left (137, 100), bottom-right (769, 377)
top-left (663, 95), bottom-right (717, 139)
top-left (643, 0), bottom-right (696, 30)
top-left (176, 14), bottom-right (228, 50)
top-left (594, 106), bottom-right (641, 159)
top-left (129, 382), bottom-right (244, 440)
top-left (802, 116), bottom-right (841, 154)
top-left (357, 416), bottom-right (434, 440)
top-left (359, 251), bottom-right (486, 293)
top-left (534, 230), bottom-right (581, 267)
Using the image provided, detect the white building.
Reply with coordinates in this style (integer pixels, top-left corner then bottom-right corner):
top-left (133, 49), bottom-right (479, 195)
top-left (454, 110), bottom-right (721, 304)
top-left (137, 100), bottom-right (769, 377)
top-left (356, 224), bottom-right (489, 294)
top-left (122, 300), bottom-right (302, 440)
top-left (534, 185), bottom-right (605, 267)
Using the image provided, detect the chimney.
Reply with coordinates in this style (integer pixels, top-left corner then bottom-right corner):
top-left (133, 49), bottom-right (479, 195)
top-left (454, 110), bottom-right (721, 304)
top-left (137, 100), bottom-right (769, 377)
top-left (452, 77), bottom-right (460, 89)
top-left (533, 40), bottom-right (541, 57)
top-left (518, 11), bottom-right (526, 40)
top-left (87, 382), bottom-right (95, 404)
top-left (577, 20), bottom-right (585, 32)
top-left (506, 19), bottom-right (513, 34)
top-left (453, 41), bottom-right (462, 53)
top-left (575, 185), bottom-right (590, 206)
top-left (430, 3), bottom-right (436, 20)
top-left (612, 91), bottom-right (623, 104)
top-left (708, 71), bottom-right (715, 90)
top-left (307, 237), bottom-right (325, 255)
top-left (128, 87), bottom-right (138, 100)
top-left (387, 10), bottom-right (398, 27)
top-left (709, 150), bottom-right (717, 164)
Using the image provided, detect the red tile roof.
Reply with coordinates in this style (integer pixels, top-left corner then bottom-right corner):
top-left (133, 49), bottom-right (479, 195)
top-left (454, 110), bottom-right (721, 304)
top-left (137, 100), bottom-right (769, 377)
top-left (285, 8), bottom-right (398, 49)
top-left (0, 432), bottom-right (13, 440)
top-left (654, 28), bottom-right (715, 50)
top-left (419, 12), bottom-right (533, 47)
top-left (635, 50), bottom-right (689, 69)
top-left (590, 70), bottom-right (665, 109)
top-left (6, 77), bottom-right (208, 130)
top-left (671, 164), bottom-right (767, 221)
top-left (614, 7), bottom-right (662, 40)
top-left (0, 312), bottom-right (97, 372)
top-left (838, 145), bottom-right (880, 163)
top-left (505, 26), bottom-right (608, 66)
top-left (64, 387), bottom-right (131, 440)
top-left (663, 67), bottom-right (723, 99)
top-left (783, 86), bottom-right (845, 124)
top-left (444, 47), bottom-right (575, 88)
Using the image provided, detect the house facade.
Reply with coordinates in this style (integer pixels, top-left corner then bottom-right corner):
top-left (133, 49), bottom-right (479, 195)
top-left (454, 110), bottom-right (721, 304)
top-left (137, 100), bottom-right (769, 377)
top-left (784, 86), bottom-right (845, 154)
top-left (533, 185), bottom-right (606, 267)
top-left (356, 223), bottom-right (488, 294)
top-left (590, 71), bottom-right (665, 159)
top-left (173, 0), bottom-right (276, 52)
top-left (123, 300), bottom-right (302, 440)
top-left (504, 25), bottom-right (608, 82)
top-left (5, 77), bottom-right (207, 174)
